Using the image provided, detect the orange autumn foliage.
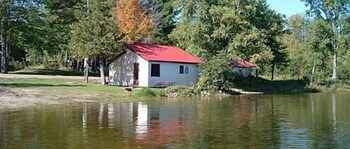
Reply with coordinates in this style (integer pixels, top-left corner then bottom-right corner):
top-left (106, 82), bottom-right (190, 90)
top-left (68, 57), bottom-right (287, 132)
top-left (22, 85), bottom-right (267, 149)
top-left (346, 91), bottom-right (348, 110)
top-left (115, 0), bottom-right (154, 42)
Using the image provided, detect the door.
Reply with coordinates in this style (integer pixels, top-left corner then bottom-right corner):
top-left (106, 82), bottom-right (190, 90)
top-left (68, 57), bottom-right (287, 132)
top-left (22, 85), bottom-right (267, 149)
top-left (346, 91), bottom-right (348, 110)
top-left (133, 63), bottom-right (139, 86)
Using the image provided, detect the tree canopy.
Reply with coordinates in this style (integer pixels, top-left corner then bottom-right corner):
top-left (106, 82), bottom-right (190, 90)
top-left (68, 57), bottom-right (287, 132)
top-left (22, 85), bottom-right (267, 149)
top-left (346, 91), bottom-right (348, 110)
top-left (115, 0), bottom-right (153, 42)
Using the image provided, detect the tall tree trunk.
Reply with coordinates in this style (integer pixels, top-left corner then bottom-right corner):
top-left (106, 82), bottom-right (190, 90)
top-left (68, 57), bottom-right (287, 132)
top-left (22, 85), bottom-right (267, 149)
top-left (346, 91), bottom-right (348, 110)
top-left (331, 21), bottom-right (337, 81)
top-left (0, 19), bottom-right (3, 73)
top-left (2, 38), bottom-right (8, 74)
top-left (271, 63), bottom-right (275, 81)
top-left (84, 58), bottom-right (89, 83)
top-left (99, 59), bottom-right (106, 85)
top-left (0, 29), bottom-right (7, 73)
top-left (311, 58), bottom-right (316, 85)
top-left (0, 33), bottom-right (3, 73)
top-left (332, 52), bottom-right (337, 81)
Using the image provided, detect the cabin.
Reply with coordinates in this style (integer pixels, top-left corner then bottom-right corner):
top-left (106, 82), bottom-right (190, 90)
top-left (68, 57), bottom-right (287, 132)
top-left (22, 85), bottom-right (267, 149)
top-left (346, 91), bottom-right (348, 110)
top-left (231, 59), bottom-right (257, 77)
top-left (109, 43), bottom-right (201, 87)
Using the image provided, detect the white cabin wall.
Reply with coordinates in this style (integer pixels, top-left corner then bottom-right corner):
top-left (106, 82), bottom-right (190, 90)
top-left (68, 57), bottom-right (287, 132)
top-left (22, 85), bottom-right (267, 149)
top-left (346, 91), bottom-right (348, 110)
top-left (233, 67), bottom-right (256, 77)
top-left (109, 50), bottom-right (149, 86)
top-left (137, 56), bottom-right (149, 87)
top-left (148, 62), bottom-right (199, 87)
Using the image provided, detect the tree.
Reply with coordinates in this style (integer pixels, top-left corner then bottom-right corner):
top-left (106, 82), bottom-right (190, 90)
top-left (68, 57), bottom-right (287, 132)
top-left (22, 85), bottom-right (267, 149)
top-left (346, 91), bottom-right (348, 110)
top-left (115, 0), bottom-right (153, 42)
top-left (308, 19), bottom-right (334, 83)
top-left (302, 0), bottom-right (350, 80)
top-left (170, 0), bottom-right (287, 79)
top-left (70, 0), bottom-right (125, 84)
top-left (0, 0), bottom-right (11, 73)
top-left (43, 0), bottom-right (84, 66)
top-left (141, 0), bottom-right (176, 44)
top-left (195, 53), bottom-right (236, 94)
top-left (283, 15), bottom-right (311, 80)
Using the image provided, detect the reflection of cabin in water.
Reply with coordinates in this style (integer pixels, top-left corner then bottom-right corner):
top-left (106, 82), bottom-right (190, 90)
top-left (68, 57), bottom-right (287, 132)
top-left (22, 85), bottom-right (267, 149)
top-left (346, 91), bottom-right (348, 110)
top-left (85, 102), bottom-right (195, 147)
top-left (231, 59), bottom-right (257, 77)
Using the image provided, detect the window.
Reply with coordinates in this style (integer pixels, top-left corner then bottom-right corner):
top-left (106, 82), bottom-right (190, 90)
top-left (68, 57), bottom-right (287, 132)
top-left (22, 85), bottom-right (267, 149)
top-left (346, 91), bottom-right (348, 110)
top-left (179, 65), bottom-right (184, 74)
top-left (185, 66), bottom-right (189, 74)
top-left (151, 64), bottom-right (160, 77)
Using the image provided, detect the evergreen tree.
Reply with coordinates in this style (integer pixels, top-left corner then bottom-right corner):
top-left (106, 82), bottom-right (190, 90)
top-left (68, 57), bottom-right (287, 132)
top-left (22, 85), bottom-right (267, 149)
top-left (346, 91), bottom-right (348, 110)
top-left (141, 0), bottom-right (176, 44)
top-left (70, 0), bottom-right (125, 84)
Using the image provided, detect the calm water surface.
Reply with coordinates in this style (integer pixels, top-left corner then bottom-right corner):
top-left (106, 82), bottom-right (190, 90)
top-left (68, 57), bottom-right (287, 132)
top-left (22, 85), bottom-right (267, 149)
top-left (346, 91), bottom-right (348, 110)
top-left (1, 92), bottom-right (350, 149)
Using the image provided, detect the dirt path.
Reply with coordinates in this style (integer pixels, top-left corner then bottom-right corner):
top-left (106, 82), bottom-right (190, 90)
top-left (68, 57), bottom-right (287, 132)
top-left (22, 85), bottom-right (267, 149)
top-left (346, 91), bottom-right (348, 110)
top-left (0, 73), bottom-right (100, 80)
top-left (0, 87), bottom-right (102, 110)
top-left (0, 74), bottom-right (102, 110)
top-left (0, 87), bottom-right (61, 110)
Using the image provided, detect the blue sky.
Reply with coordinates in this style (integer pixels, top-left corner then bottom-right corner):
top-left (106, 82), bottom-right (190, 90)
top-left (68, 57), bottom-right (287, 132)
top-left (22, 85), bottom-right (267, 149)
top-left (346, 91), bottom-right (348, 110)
top-left (267, 0), bottom-right (307, 17)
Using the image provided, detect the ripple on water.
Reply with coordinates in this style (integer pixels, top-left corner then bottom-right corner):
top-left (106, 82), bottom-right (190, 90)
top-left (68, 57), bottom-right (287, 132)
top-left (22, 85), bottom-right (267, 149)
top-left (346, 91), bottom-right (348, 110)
top-left (1, 92), bottom-right (350, 148)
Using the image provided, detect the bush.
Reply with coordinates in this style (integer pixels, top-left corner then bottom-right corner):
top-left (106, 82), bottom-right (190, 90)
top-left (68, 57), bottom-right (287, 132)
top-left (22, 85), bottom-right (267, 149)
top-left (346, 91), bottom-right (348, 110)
top-left (8, 60), bottom-right (26, 71)
top-left (133, 88), bottom-right (163, 97)
top-left (165, 86), bottom-right (195, 97)
top-left (195, 54), bottom-right (237, 94)
top-left (41, 51), bottom-right (67, 69)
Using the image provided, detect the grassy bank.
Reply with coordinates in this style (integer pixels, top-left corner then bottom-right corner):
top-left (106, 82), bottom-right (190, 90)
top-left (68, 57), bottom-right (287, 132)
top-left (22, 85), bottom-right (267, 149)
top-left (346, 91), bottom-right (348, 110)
top-left (233, 77), bottom-right (320, 94)
top-left (10, 66), bottom-right (99, 76)
top-left (0, 74), bottom-right (322, 102)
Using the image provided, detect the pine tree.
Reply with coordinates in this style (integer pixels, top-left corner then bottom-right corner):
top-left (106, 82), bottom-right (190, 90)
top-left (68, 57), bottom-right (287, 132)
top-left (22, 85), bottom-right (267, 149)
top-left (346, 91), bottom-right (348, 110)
top-left (70, 0), bottom-right (125, 84)
top-left (141, 0), bottom-right (176, 44)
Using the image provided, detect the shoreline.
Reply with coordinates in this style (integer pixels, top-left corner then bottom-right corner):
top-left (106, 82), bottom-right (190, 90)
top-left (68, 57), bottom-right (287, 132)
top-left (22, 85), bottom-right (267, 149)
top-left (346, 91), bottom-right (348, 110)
top-left (0, 74), bottom-right (344, 110)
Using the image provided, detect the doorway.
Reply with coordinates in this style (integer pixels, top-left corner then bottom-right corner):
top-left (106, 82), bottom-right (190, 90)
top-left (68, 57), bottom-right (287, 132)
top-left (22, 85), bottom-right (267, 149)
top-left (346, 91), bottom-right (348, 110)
top-left (133, 63), bottom-right (139, 86)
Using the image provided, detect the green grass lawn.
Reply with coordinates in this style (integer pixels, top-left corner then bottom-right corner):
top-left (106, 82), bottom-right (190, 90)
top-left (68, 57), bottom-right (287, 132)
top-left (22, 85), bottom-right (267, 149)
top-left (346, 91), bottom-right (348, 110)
top-left (10, 66), bottom-right (99, 76)
top-left (0, 78), bottom-right (164, 101)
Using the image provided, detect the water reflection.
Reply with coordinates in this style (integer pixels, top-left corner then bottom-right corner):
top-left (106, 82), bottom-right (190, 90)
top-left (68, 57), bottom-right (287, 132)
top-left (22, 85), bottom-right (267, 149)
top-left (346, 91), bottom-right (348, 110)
top-left (1, 92), bottom-right (350, 149)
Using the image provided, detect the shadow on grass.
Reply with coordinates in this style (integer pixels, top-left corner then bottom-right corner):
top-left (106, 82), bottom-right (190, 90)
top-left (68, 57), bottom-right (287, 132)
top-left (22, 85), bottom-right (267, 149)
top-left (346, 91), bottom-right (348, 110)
top-left (11, 69), bottom-right (99, 77)
top-left (0, 83), bottom-right (86, 88)
top-left (235, 77), bottom-right (319, 94)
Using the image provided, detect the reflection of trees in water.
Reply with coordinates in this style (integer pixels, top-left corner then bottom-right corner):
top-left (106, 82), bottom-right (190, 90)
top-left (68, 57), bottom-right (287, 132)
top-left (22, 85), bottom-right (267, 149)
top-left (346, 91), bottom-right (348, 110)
top-left (273, 93), bottom-right (350, 149)
top-left (308, 93), bottom-right (338, 149)
top-left (187, 95), bottom-right (283, 149)
top-left (2, 93), bottom-right (350, 148)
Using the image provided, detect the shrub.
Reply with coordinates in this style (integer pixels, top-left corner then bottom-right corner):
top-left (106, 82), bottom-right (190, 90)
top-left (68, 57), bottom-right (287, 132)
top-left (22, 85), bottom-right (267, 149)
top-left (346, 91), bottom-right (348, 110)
top-left (195, 54), bottom-right (237, 94)
top-left (134, 88), bottom-right (160, 97)
top-left (8, 60), bottom-right (26, 71)
top-left (165, 86), bottom-right (195, 97)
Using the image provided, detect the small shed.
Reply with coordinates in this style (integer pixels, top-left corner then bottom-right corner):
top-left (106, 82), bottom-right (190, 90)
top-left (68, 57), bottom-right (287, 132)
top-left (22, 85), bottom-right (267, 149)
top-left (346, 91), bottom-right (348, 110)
top-left (231, 59), bottom-right (257, 77)
top-left (109, 43), bottom-right (202, 87)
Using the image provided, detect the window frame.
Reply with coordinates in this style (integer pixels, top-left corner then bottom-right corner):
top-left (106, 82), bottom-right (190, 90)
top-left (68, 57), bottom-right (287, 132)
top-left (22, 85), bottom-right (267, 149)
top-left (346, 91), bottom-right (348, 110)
top-left (151, 64), bottom-right (160, 77)
top-left (179, 65), bottom-right (184, 74)
top-left (185, 66), bottom-right (189, 74)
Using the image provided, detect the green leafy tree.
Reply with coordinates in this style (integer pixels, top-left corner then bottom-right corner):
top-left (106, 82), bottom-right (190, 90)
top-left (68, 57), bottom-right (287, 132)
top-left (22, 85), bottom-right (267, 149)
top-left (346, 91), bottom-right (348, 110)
top-left (141, 0), bottom-right (176, 44)
top-left (282, 15), bottom-right (311, 80)
top-left (70, 0), bottom-right (125, 84)
top-left (42, 0), bottom-right (84, 67)
top-left (1, 0), bottom-right (48, 72)
top-left (170, 0), bottom-right (287, 80)
top-left (307, 19), bottom-right (334, 84)
top-left (195, 53), bottom-right (236, 94)
top-left (302, 0), bottom-right (350, 81)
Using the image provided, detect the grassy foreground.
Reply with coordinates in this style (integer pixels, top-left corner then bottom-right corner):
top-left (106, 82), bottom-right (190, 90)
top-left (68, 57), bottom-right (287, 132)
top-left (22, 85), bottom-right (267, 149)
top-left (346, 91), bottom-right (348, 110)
top-left (0, 78), bottom-right (164, 102)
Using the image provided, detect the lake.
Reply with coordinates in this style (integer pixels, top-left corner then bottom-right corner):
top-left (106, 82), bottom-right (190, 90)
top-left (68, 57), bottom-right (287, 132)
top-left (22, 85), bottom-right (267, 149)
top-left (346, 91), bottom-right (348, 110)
top-left (1, 92), bottom-right (350, 149)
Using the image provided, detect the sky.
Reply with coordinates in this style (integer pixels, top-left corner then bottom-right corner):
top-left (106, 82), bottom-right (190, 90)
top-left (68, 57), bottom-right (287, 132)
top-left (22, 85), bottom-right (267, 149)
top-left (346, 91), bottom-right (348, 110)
top-left (267, 0), bottom-right (308, 17)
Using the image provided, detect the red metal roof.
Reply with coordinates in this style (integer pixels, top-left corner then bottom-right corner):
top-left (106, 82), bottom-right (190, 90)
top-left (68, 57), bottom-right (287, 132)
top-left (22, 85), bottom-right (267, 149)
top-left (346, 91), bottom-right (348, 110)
top-left (127, 43), bottom-right (202, 64)
top-left (231, 59), bottom-right (257, 68)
